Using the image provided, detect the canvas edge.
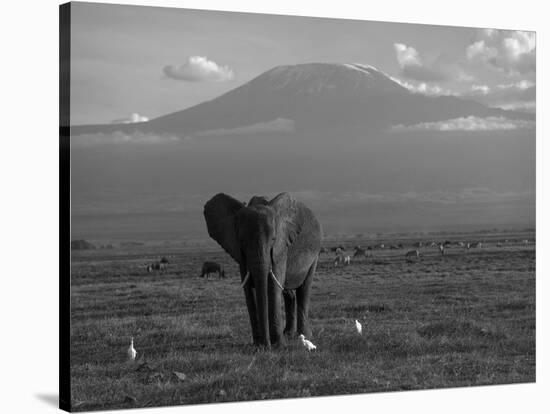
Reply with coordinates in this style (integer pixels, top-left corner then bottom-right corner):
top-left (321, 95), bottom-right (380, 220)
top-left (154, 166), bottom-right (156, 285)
top-left (59, 2), bottom-right (72, 412)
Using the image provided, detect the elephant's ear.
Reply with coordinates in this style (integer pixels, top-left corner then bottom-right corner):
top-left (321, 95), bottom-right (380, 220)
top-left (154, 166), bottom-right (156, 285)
top-left (204, 193), bottom-right (244, 263)
top-left (269, 192), bottom-right (301, 247)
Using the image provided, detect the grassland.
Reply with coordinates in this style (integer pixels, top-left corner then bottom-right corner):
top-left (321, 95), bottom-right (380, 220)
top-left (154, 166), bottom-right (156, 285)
top-left (69, 231), bottom-right (535, 411)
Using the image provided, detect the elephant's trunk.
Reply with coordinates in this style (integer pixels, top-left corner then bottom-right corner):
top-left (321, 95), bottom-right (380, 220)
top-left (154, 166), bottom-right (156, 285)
top-left (247, 252), bottom-right (271, 348)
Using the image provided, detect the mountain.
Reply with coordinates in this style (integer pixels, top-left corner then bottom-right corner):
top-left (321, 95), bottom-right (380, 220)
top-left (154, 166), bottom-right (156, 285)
top-left (71, 62), bottom-right (534, 136)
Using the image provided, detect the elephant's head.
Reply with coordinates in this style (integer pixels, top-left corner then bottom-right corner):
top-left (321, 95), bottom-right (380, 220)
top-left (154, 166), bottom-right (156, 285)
top-left (203, 192), bottom-right (300, 347)
top-left (204, 192), bottom-right (298, 285)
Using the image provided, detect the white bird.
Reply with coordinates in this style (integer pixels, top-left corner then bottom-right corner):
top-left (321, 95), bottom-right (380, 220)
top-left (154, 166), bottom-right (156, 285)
top-left (127, 337), bottom-right (137, 361)
top-left (298, 334), bottom-right (317, 351)
top-left (355, 319), bottom-right (362, 335)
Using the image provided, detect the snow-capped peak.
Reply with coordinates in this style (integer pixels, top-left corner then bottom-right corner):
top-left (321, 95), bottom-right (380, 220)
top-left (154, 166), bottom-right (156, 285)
top-left (341, 63), bottom-right (382, 75)
top-left (253, 62), bottom-right (405, 96)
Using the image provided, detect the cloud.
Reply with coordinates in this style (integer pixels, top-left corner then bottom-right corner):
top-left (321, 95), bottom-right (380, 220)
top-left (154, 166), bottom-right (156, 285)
top-left (494, 101), bottom-right (536, 113)
top-left (163, 56), bottom-right (234, 82)
top-left (72, 131), bottom-right (180, 147)
top-left (466, 30), bottom-right (535, 75)
top-left (393, 43), bottom-right (447, 81)
top-left (392, 116), bottom-right (535, 132)
top-left (497, 80), bottom-right (535, 91)
top-left (471, 84), bottom-right (490, 95)
top-left (465, 81), bottom-right (535, 111)
top-left (390, 76), bottom-right (457, 96)
top-left (196, 118), bottom-right (295, 137)
top-left (391, 72), bottom-right (536, 112)
top-left (111, 113), bottom-right (149, 124)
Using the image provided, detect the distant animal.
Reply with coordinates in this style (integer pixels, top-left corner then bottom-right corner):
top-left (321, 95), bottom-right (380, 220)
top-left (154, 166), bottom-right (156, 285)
top-left (299, 334), bottom-right (317, 351)
top-left (405, 249), bottom-right (420, 261)
top-left (397, 243), bottom-right (404, 249)
top-left (331, 245), bottom-right (345, 252)
top-left (127, 337), bottom-right (137, 361)
top-left (355, 319), bottom-right (362, 335)
top-left (160, 256), bottom-right (169, 264)
top-left (200, 261), bottom-right (226, 279)
top-left (147, 261), bottom-right (167, 274)
top-left (353, 246), bottom-right (367, 258)
top-left (334, 254), bottom-right (351, 266)
top-left (476, 242), bottom-right (483, 248)
top-left (389, 244), bottom-right (399, 250)
top-left (443, 240), bottom-right (452, 247)
top-left (457, 241), bottom-right (465, 248)
top-left (438, 244), bottom-right (445, 256)
top-left (415, 241), bottom-right (423, 248)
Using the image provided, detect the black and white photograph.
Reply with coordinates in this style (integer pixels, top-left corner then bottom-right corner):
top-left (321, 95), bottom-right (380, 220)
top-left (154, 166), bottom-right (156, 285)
top-left (59, 1), bottom-right (537, 412)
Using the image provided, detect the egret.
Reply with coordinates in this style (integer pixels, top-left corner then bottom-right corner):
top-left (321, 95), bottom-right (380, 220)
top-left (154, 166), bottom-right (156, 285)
top-left (298, 334), bottom-right (317, 351)
top-left (355, 319), bottom-right (362, 335)
top-left (128, 337), bottom-right (137, 361)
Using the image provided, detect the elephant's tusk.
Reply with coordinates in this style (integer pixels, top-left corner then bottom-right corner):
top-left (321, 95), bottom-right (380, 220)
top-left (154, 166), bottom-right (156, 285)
top-left (240, 270), bottom-right (284, 290)
top-left (269, 270), bottom-right (285, 290)
top-left (240, 271), bottom-right (251, 288)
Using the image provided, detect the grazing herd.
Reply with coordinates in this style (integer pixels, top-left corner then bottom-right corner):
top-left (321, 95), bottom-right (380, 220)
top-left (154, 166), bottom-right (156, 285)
top-left (319, 237), bottom-right (534, 266)
top-left (141, 237), bottom-right (534, 281)
top-left (146, 256), bottom-right (169, 274)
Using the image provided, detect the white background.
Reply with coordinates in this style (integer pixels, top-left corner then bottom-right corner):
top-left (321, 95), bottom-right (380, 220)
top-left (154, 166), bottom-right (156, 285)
top-left (0, 0), bottom-right (546, 413)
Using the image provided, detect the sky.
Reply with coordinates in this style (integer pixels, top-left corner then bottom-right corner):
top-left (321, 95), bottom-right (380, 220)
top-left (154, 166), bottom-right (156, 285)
top-left (69, 2), bottom-right (536, 240)
top-left (70, 2), bottom-right (536, 125)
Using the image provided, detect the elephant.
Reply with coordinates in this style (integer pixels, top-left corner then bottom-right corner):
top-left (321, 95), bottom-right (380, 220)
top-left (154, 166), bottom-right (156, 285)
top-left (203, 192), bottom-right (322, 349)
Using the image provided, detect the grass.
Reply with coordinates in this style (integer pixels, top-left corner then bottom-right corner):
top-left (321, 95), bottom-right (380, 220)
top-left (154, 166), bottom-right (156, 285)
top-left (69, 233), bottom-right (535, 411)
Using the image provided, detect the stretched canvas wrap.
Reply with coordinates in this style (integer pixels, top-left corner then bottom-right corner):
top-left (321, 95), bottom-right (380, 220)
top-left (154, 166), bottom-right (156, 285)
top-left (59, 2), bottom-right (536, 412)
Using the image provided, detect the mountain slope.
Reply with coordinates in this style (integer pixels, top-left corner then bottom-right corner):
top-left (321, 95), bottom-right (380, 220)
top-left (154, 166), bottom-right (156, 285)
top-left (71, 63), bottom-right (534, 136)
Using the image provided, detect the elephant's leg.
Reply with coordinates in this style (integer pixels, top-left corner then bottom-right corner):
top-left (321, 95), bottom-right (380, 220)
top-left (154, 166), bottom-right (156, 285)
top-left (243, 285), bottom-right (261, 346)
top-left (297, 257), bottom-right (317, 338)
top-left (268, 277), bottom-right (286, 348)
top-left (240, 264), bottom-right (261, 345)
top-left (283, 290), bottom-right (297, 337)
top-left (256, 272), bottom-right (271, 348)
